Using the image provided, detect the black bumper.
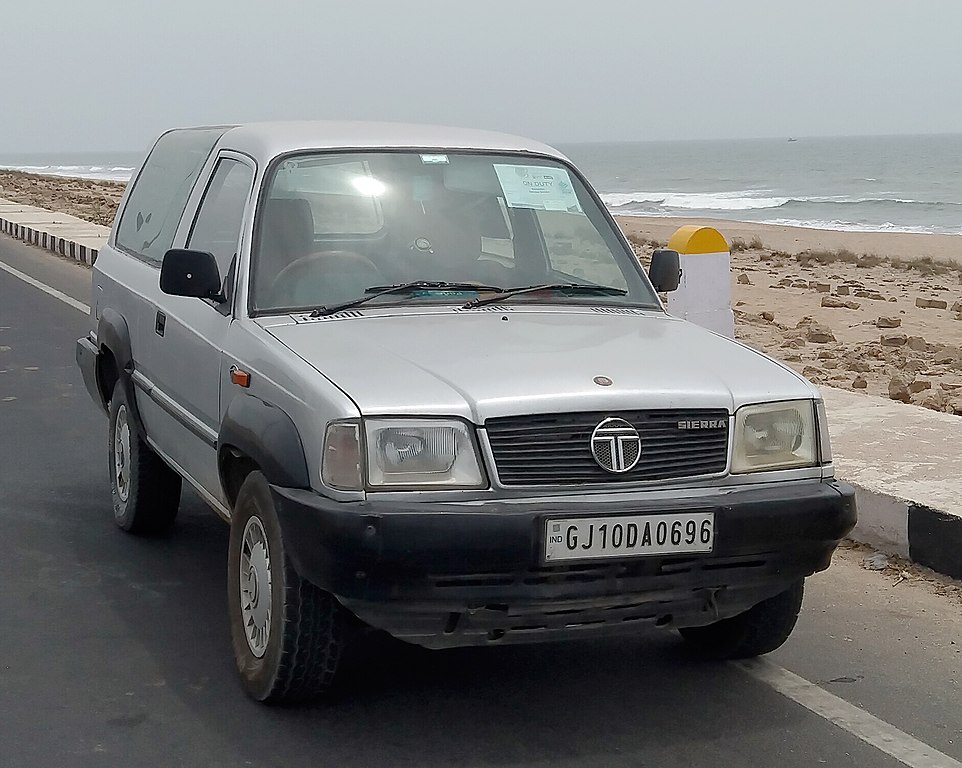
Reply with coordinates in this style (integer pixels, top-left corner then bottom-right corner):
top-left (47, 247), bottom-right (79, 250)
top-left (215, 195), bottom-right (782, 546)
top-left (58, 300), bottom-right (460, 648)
top-left (272, 480), bottom-right (856, 648)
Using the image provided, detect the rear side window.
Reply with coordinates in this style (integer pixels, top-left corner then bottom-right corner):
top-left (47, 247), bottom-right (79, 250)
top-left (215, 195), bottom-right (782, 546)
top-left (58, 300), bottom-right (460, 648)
top-left (116, 128), bottom-right (226, 263)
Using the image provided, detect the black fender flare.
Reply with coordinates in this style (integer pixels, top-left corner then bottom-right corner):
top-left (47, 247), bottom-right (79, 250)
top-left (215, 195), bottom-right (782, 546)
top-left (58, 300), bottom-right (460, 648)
top-left (96, 308), bottom-right (146, 436)
top-left (218, 394), bottom-right (311, 491)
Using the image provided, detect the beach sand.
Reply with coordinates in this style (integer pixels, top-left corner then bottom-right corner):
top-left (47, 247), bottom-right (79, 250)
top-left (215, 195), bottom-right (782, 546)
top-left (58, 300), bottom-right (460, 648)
top-left (618, 216), bottom-right (962, 267)
top-left (0, 170), bottom-right (123, 227)
top-left (1, 169), bottom-right (960, 415)
top-left (622, 218), bottom-right (962, 415)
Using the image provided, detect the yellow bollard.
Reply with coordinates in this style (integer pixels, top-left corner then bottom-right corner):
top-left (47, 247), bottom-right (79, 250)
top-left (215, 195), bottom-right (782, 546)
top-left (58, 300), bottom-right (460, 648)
top-left (665, 225), bottom-right (734, 338)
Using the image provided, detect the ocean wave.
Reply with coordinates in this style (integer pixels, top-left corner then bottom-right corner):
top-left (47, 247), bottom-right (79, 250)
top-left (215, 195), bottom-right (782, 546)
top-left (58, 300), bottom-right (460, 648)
top-left (602, 189), bottom-right (962, 212)
top-left (796, 195), bottom-right (962, 207)
top-left (602, 190), bottom-right (789, 211)
top-left (610, 208), bottom-right (962, 235)
top-left (0, 163), bottom-right (133, 181)
top-left (601, 192), bottom-right (669, 207)
top-left (761, 217), bottom-right (962, 235)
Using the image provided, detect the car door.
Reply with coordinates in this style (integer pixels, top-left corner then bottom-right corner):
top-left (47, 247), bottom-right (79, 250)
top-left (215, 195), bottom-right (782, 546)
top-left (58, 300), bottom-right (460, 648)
top-left (109, 127), bottom-right (225, 451)
top-left (140, 153), bottom-right (256, 507)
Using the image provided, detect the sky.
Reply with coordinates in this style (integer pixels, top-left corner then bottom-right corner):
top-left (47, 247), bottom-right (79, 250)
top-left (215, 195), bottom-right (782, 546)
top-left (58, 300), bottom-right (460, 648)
top-left (3, 0), bottom-right (962, 152)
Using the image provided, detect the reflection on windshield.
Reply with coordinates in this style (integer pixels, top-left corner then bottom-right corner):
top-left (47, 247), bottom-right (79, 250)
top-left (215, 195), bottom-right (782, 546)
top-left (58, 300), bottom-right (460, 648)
top-left (251, 151), bottom-right (658, 313)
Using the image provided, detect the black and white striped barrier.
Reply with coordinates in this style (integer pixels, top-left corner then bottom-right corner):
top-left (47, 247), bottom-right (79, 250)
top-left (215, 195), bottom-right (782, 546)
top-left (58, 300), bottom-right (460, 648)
top-left (852, 486), bottom-right (962, 579)
top-left (0, 216), bottom-right (99, 265)
top-left (905, 504), bottom-right (962, 580)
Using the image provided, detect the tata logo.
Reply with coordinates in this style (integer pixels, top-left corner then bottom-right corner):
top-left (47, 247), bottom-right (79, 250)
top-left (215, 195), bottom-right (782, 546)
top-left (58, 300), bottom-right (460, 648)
top-left (677, 419), bottom-right (727, 430)
top-left (590, 418), bottom-right (641, 473)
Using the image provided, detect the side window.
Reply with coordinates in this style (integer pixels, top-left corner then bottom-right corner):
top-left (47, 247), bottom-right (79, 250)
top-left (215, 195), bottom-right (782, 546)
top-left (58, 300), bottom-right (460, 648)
top-left (536, 210), bottom-right (628, 289)
top-left (187, 158), bottom-right (255, 278)
top-left (116, 128), bottom-right (225, 263)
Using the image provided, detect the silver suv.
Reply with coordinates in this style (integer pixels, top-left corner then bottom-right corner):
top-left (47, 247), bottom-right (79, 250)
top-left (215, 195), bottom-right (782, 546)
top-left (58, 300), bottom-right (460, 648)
top-left (76, 121), bottom-right (856, 704)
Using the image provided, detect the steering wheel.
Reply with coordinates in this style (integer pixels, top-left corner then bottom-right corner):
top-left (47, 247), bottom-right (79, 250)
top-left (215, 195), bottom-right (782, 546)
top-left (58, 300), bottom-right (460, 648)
top-left (269, 251), bottom-right (383, 306)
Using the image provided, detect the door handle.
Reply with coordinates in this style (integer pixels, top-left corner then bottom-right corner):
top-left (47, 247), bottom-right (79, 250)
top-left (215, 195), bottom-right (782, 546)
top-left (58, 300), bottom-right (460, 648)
top-left (155, 311), bottom-right (166, 337)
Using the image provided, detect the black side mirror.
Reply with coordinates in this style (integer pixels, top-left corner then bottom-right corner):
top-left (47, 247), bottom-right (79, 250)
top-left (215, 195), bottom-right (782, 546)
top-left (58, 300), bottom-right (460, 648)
top-left (648, 248), bottom-right (681, 292)
top-left (160, 249), bottom-right (225, 301)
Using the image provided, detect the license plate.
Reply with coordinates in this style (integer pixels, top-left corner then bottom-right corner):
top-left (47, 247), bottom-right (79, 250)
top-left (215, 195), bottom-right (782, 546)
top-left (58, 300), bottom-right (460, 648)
top-left (543, 512), bottom-right (715, 562)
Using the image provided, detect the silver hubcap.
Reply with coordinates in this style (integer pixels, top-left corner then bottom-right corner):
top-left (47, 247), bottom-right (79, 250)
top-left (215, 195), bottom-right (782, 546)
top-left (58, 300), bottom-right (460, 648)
top-left (240, 516), bottom-right (273, 658)
top-left (114, 404), bottom-right (131, 503)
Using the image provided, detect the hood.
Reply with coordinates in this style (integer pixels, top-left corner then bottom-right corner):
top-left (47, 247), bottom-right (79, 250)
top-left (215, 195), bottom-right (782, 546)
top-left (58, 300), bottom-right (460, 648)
top-left (263, 308), bottom-right (816, 422)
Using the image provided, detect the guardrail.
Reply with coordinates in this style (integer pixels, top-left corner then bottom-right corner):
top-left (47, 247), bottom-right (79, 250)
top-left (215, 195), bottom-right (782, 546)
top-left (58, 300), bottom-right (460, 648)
top-left (0, 198), bottom-right (109, 266)
top-left (0, 217), bottom-right (99, 265)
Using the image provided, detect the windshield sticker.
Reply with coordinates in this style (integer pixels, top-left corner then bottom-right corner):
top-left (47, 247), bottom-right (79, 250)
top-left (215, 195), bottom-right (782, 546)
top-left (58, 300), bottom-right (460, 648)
top-left (493, 164), bottom-right (583, 213)
top-left (420, 154), bottom-right (449, 164)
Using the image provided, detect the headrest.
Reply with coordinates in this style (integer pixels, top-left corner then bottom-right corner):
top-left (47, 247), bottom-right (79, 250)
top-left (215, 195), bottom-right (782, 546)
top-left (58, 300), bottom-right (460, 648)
top-left (261, 198), bottom-right (315, 261)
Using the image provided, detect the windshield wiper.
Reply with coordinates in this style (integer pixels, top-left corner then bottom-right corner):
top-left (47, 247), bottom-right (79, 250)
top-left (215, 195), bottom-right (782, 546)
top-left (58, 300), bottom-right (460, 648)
top-left (308, 281), bottom-right (504, 317)
top-left (461, 283), bottom-right (628, 309)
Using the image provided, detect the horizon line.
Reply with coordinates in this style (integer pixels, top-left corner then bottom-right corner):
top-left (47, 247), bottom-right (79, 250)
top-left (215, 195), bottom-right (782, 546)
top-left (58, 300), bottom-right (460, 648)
top-left (4, 129), bottom-right (962, 155)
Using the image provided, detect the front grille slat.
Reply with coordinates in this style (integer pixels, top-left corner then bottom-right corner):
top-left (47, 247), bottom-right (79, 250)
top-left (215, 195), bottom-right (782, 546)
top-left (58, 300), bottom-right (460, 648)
top-left (486, 409), bottom-right (729, 486)
top-left (497, 434), bottom-right (730, 448)
top-left (494, 444), bottom-right (728, 460)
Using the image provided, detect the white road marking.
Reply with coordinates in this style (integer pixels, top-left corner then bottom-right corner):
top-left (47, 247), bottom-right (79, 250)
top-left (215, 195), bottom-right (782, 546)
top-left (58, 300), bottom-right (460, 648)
top-left (0, 258), bottom-right (89, 314)
top-left (736, 658), bottom-right (962, 768)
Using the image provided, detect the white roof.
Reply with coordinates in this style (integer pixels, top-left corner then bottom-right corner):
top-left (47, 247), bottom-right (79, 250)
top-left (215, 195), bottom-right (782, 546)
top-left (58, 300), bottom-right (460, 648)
top-left (211, 120), bottom-right (567, 162)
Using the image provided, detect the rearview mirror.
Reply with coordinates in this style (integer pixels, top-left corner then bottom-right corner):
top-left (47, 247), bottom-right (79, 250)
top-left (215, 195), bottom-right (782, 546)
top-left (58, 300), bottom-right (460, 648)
top-left (648, 248), bottom-right (681, 292)
top-left (160, 249), bottom-right (225, 301)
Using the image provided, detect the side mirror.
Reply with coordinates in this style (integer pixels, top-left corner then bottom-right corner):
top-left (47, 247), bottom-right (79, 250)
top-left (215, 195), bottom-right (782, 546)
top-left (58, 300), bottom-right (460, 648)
top-left (160, 249), bottom-right (225, 301)
top-left (648, 248), bottom-right (681, 292)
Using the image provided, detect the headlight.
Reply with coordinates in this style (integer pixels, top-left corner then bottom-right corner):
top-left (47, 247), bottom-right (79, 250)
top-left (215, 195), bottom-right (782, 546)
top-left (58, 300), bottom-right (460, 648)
top-left (321, 418), bottom-right (486, 490)
top-left (731, 400), bottom-right (818, 473)
top-left (365, 419), bottom-right (485, 488)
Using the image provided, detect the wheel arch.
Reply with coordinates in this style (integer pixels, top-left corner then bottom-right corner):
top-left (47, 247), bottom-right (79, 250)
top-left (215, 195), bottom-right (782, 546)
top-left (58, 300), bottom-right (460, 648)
top-left (218, 394), bottom-right (312, 508)
top-left (96, 308), bottom-right (146, 436)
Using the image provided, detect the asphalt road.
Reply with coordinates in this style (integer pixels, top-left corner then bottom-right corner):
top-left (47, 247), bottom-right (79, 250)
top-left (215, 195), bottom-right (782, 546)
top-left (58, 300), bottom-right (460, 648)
top-left (0, 234), bottom-right (960, 768)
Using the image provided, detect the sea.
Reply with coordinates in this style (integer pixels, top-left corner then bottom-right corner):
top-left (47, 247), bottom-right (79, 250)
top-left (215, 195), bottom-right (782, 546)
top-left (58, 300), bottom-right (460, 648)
top-left (3, 133), bottom-right (962, 235)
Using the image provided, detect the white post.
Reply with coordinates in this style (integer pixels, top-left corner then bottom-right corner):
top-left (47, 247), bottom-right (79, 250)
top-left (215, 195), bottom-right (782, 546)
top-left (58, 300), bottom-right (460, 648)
top-left (665, 225), bottom-right (734, 338)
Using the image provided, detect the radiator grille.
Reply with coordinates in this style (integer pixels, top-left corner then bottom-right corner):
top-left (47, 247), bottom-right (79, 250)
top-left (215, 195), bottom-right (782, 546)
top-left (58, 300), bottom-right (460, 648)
top-left (485, 410), bottom-right (729, 486)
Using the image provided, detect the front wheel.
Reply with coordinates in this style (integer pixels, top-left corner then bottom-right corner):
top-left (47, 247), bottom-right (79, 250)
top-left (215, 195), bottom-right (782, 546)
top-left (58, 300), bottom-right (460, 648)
top-left (679, 579), bottom-right (804, 659)
top-left (227, 471), bottom-right (351, 703)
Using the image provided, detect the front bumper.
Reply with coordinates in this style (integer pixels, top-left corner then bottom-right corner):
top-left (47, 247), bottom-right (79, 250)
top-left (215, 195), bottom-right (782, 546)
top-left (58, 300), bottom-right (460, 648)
top-left (272, 480), bottom-right (856, 648)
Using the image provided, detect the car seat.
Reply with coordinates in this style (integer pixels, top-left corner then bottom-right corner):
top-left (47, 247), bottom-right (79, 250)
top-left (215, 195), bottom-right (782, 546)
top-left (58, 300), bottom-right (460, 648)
top-left (257, 198), bottom-right (316, 305)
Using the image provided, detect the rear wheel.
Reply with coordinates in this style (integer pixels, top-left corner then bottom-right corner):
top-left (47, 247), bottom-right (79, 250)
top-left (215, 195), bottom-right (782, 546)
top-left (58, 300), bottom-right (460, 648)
top-left (679, 579), bottom-right (804, 659)
top-left (227, 471), bottom-right (350, 703)
top-left (107, 383), bottom-right (181, 535)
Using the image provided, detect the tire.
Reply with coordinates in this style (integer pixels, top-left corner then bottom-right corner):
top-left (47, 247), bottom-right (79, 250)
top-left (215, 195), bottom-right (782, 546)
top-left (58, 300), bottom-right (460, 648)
top-left (679, 579), bottom-right (804, 659)
top-left (227, 471), bottom-right (350, 703)
top-left (107, 382), bottom-right (181, 535)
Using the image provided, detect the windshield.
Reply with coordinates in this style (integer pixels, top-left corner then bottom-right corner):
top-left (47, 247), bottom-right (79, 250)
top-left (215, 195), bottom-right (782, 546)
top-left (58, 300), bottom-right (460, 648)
top-left (250, 151), bottom-right (659, 313)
